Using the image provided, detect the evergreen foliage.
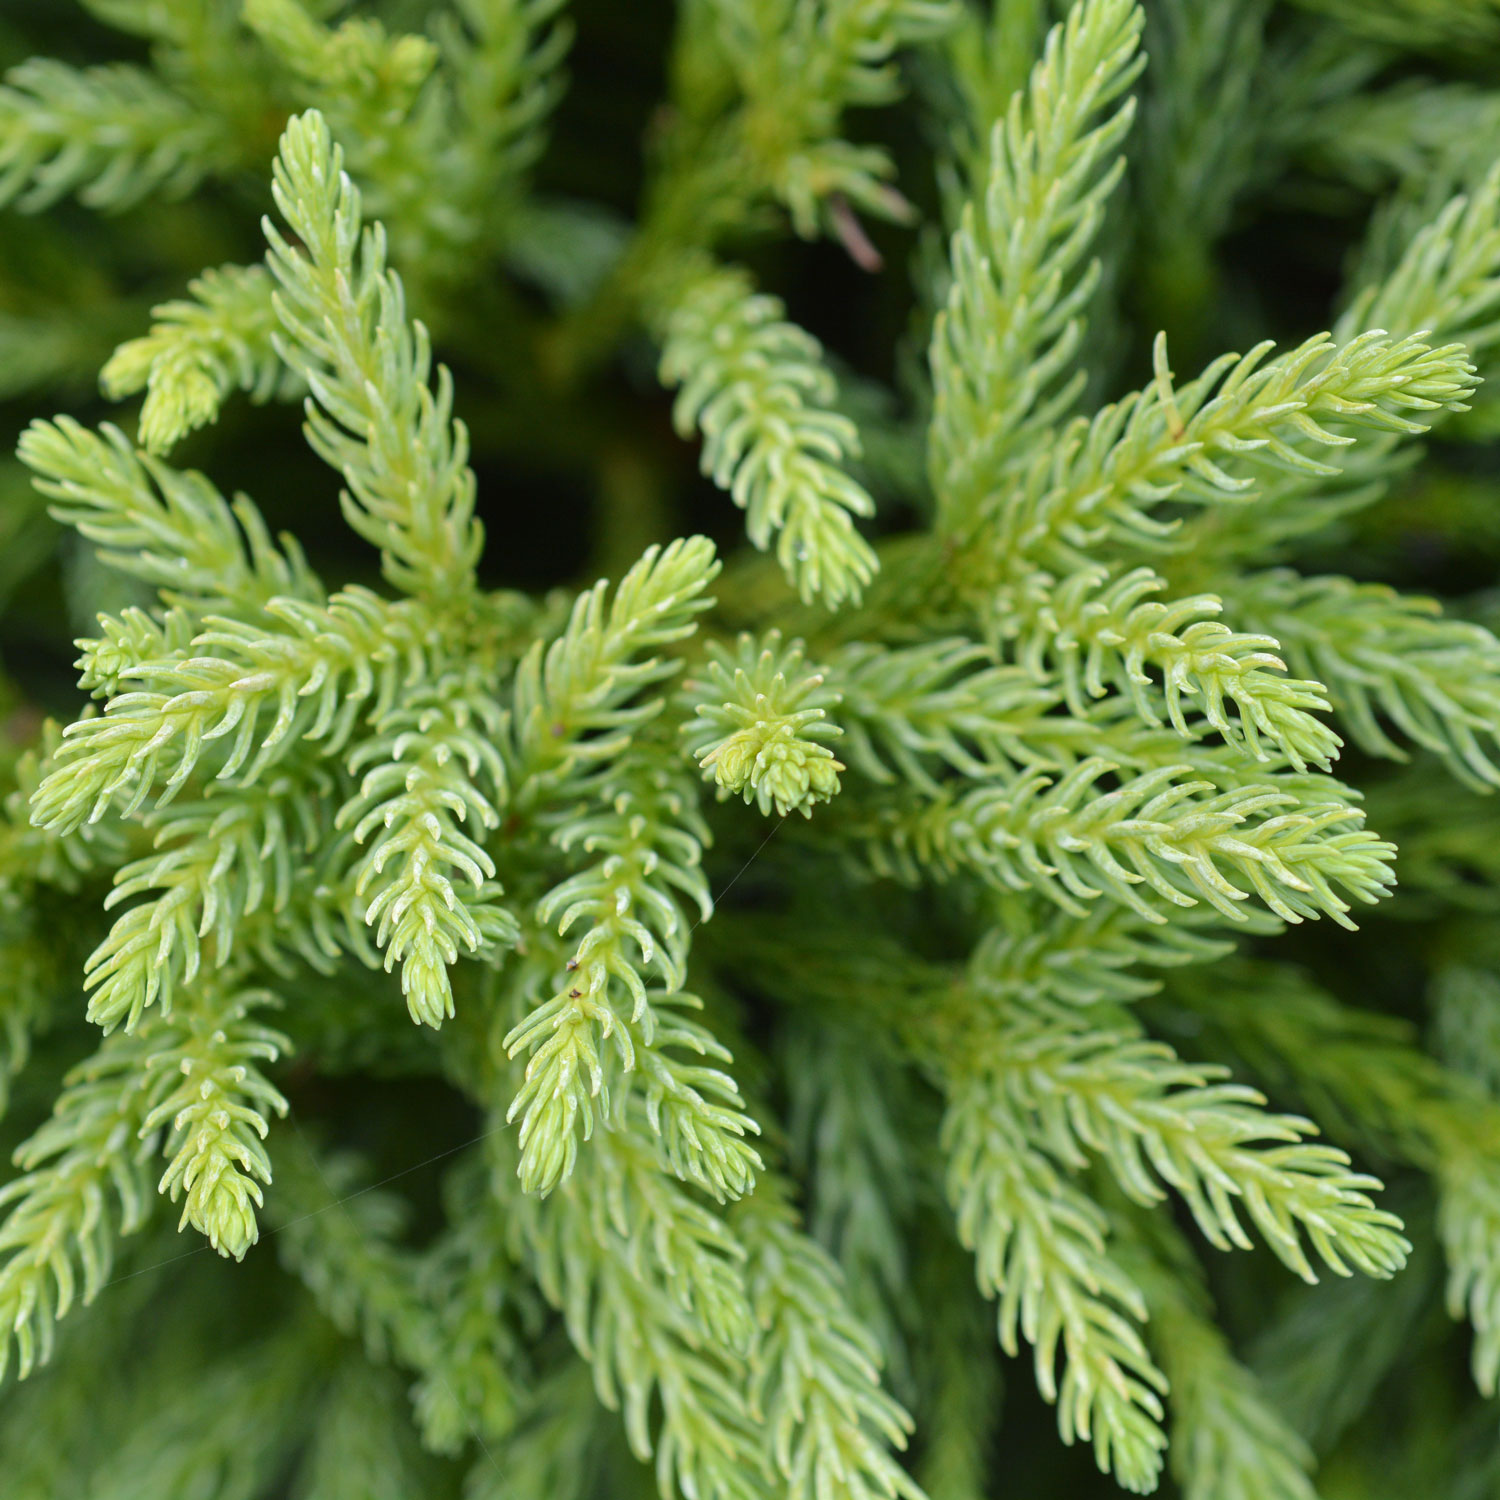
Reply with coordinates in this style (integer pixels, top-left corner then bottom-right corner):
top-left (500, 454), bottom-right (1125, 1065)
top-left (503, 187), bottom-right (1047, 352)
top-left (4, 1), bottom-right (1500, 1496)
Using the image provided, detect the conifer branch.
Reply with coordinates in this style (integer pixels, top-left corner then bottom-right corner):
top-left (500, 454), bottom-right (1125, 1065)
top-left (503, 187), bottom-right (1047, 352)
top-left (967, 897), bottom-right (1238, 1014)
top-left (1161, 959), bottom-right (1468, 1166)
top-left (1438, 1151), bottom-right (1500, 1397)
top-left (974, 1018), bottom-right (1410, 1282)
top-left (968, 329), bottom-right (1474, 567)
top-left (139, 984), bottom-right (289, 1261)
top-left (847, 758), bottom-right (1394, 929)
top-left (731, 1172), bottom-right (922, 1500)
top-left (1338, 163), bottom-right (1500, 354)
top-left (501, 540), bottom-right (751, 1188)
top-left (0, 1006), bottom-right (227, 1381)
top-left (71, 609), bottom-right (195, 706)
top-left (0, 1), bottom-right (1493, 1487)
top-left (100, 266), bottom-right (298, 456)
top-left (829, 637), bottom-right (1060, 790)
top-left (506, 764), bottom-right (759, 1198)
top-left (1286, 0), bottom-right (1500, 50)
top-left (824, 640), bottom-right (1324, 796)
top-left (411, 1160), bottom-right (527, 1452)
top-left (82, 773), bottom-right (326, 1033)
top-left (271, 1145), bottom-right (438, 1372)
top-left (436, 0), bottom-right (575, 225)
top-left (1118, 1220), bottom-right (1319, 1500)
top-left (654, 257), bottom-right (877, 606)
top-left (505, 1109), bottom-right (766, 1500)
top-left (0, 930), bottom-right (52, 1122)
top-left (0, 722), bottom-right (127, 903)
top-left (681, 630), bottom-right (844, 818)
top-left (1225, 568), bottom-right (1500, 789)
top-left (947, 328), bottom-right (1474, 768)
top-left (784, 1023), bottom-right (916, 1366)
top-left (29, 588), bottom-right (435, 833)
top-left (0, 59), bottom-right (232, 214)
top-left (510, 536), bottom-right (721, 801)
top-left (297, 1357), bottom-right (439, 1500)
top-left (943, 1069), bottom-right (1168, 1493)
top-left (709, 0), bottom-right (958, 236)
top-left (930, 0), bottom-right (1145, 526)
top-left (249, 0), bottom-right (572, 282)
top-left (1173, 167), bottom-right (1500, 563)
top-left (1159, 960), bottom-right (1500, 1402)
top-left (265, 111), bottom-right (484, 600)
top-left (19, 417), bottom-right (320, 613)
top-left (1004, 565), bottom-right (1343, 770)
top-left (339, 672), bottom-right (518, 1028)
top-left (244, 0), bottom-right (439, 126)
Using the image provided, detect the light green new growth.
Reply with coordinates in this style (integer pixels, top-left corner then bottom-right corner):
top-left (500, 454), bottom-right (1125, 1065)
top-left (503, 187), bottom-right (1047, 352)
top-left (340, 672), bottom-right (517, 1028)
top-left (852, 757), bottom-right (1394, 929)
top-left (0, 721), bottom-right (125, 904)
top-left (1227, 569), bottom-right (1500, 789)
top-left (28, 585), bottom-right (434, 834)
top-left (500, 539), bottom-right (749, 1195)
top-left (944, 1066), bottom-right (1169, 1491)
top-left (505, 765), bottom-right (759, 1199)
top-left (1005, 563), bottom-right (1344, 771)
top-left (139, 985), bottom-right (288, 1261)
top-left (3, 1), bottom-right (1500, 1496)
top-left (82, 776), bottom-right (320, 1032)
top-left (510, 536), bottom-right (721, 799)
top-left (971, 1019), bottom-right (1410, 1282)
top-left (265, 111), bottom-right (483, 600)
top-left (971, 329), bottom-right (1476, 569)
top-left (0, 1030), bottom-right (155, 1383)
top-left (682, 630), bottom-right (844, 817)
top-left (655, 256), bottom-right (878, 606)
top-left (827, 637), bottom-right (1057, 791)
top-left (929, 0), bottom-right (1144, 524)
top-left (1338, 163), bottom-right (1500, 353)
top-left (100, 266), bottom-right (294, 457)
top-left (932, 958), bottom-right (1408, 1491)
top-left (16, 416), bottom-right (319, 612)
top-left (1175, 165), bottom-right (1500, 563)
top-left (505, 1107), bottom-right (766, 1500)
top-left (0, 981), bottom-right (287, 1378)
top-left (917, 0), bottom-right (1476, 750)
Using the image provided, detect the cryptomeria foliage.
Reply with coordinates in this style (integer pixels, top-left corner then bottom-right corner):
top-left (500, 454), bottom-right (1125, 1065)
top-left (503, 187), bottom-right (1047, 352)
top-left (5, 1), bottom-right (1500, 1496)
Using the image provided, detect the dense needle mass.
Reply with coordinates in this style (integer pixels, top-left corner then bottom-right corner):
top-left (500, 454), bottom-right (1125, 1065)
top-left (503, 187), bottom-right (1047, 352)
top-left (2, 3), bottom-right (1500, 1498)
